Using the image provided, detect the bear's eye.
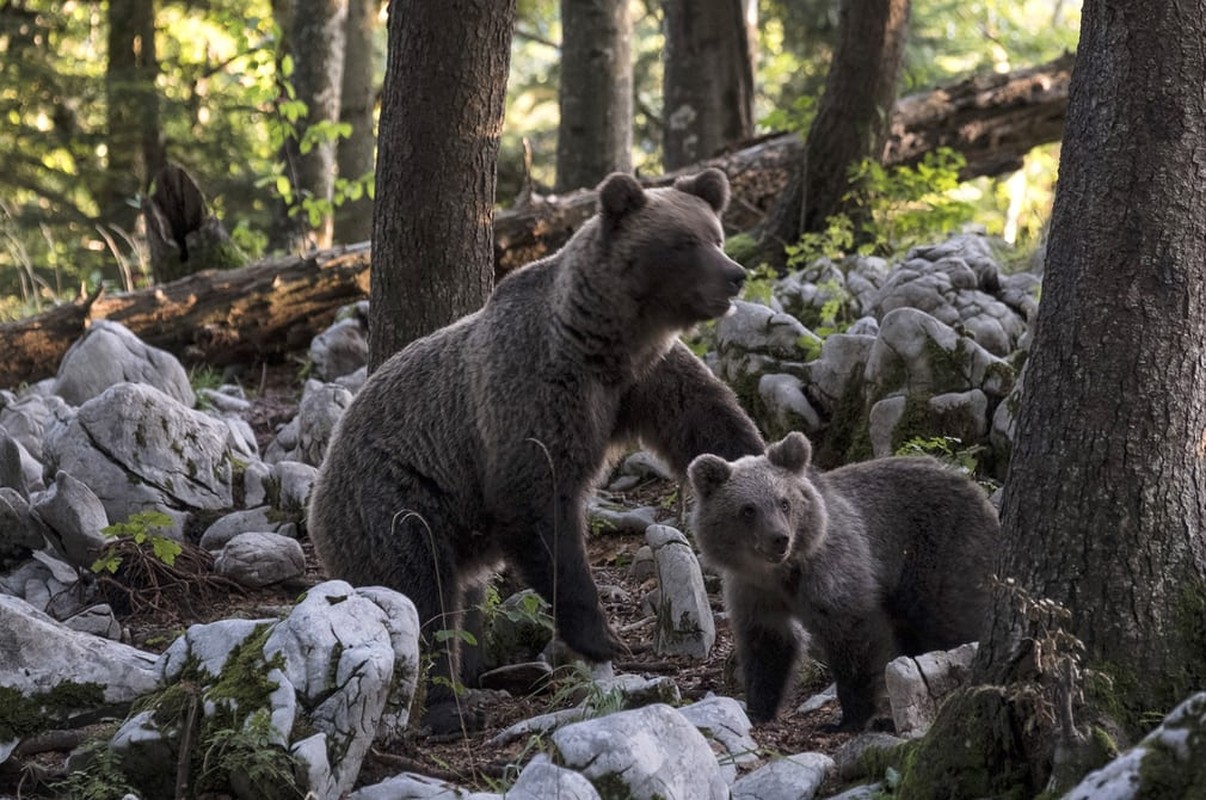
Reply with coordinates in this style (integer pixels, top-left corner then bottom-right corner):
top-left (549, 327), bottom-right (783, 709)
top-left (740, 504), bottom-right (756, 520)
top-left (778, 498), bottom-right (791, 513)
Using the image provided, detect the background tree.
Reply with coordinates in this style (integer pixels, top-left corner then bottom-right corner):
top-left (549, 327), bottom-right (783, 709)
top-left (333, 0), bottom-right (380, 244)
top-left (272, 0), bottom-right (348, 251)
top-left (898, 0), bottom-right (1206, 794)
top-left (759, 0), bottom-right (911, 262)
top-left (369, 0), bottom-right (517, 369)
top-left (555, 0), bottom-right (632, 191)
top-left (103, 0), bottom-right (164, 232)
top-left (661, 0), bottom-right (755, 170)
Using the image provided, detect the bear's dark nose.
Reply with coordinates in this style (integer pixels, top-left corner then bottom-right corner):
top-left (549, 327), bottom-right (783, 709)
top-left (769, 531), bottom-right (790, 556)
top-left (728, 267), bottom-right (746, 294)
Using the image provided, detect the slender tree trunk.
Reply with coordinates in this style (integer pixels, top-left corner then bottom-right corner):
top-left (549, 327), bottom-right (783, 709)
top-left (104, 0), bottom-right (163, 232)
top-left (333, 0), bottom-right (379, 244)
top-left (370, 0), bottom-right (516, 369)
top-left (759, 0), bottom-right (910, 261)
top-left (555, 0), bottom-right (632, 192)
top-left (284, 0), bottom-right (348, 250)
top-left (662, 0), bottom-right (755, 170)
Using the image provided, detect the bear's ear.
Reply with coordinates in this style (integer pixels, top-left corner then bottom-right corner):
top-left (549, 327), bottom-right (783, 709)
top-left (598, 172), bottom-right (647, 221)
top-left (767, 432), bottom-right (812, 474)
top-left (688, 454), bottom-right (732, 499)
top-left (674, 168), bottom-right (730, 214)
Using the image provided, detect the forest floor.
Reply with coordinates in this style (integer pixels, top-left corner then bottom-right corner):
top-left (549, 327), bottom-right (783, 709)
top-left (14, 363), bottom-right (859, 796)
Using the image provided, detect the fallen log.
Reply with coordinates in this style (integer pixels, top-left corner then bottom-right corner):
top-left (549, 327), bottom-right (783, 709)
top-left (0, 55), bottom-right (1072, 389)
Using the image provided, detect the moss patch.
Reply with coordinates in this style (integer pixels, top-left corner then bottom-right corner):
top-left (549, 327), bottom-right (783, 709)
top-left (0, 681), bottom-right (106, 742)
top-left (895, 687), bottom-right (1037, 800)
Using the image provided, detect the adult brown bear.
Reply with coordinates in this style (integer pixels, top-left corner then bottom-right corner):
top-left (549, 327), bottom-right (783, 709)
top-left (309, 169), bottom-right (765, 733)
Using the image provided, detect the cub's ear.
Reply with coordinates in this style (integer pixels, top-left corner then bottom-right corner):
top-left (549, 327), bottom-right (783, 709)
top-left (598, 172), bottom-right (647, 221)
top-left (688, 454), bottom-right (732, 499)
top-left (767, 432), bottom-right (812, 474)
top-left (674, 168), bottom-right (730, 214)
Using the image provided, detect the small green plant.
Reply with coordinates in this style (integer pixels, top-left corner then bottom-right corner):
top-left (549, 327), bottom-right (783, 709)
top-left (740, 262), bottom-right (779, 306)
top-left (91, 510), bottom-right (182, 574)
top-left (760, 93), bottom-right (818, 135)
top-left (188, 364), bottom-right (224, 396)
top-left (846, 148), bottom-right (975, 254)
top-left (785, 213), bottom-right (857, 267)
top-left (51, 743), bottom-right (138, 800)
top-left (895, 434), bottom-right (985, 476)
top-left (199, 708), bottom-right (306, 799)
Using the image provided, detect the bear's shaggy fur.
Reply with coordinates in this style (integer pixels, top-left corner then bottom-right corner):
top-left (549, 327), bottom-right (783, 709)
top-left (308, 169), bottom-right (765, 733)
top-left (688, 432), bottom-right (997, 730)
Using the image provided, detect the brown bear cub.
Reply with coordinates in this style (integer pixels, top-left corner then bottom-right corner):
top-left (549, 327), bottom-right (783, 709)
top-left (308, 168), bottom-right (765, 734)
top-left (688, 432), bottom-right (997, 731)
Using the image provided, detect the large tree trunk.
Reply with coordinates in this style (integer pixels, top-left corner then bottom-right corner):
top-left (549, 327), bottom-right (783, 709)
top-left (555, 0), bottom-right (633, 192)
top-left (760, 0), bottom-right (911, 260)
top-left (333, 0), bottom-right (379, 244)
top-left (979, 0), bottom-right (1206, 726)
top-left (103, 0), bottom-right (163, 232)
top-left (370, 0), bottom-right (516, 369)
top-left (898, 1), bottom-right (1206, 796)
top-left (662, 0), bottom-right (755, 170)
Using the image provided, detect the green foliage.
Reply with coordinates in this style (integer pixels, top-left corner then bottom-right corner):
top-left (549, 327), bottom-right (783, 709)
top-left (740, 263), bottom-right (779, 306)
top-left (847, 148), bottom-right (976, 254)
top-left (895, 435), bottom-right (985, 476)
top-left (200, 709), bottom-right (306, 799)
top-left (52, 743), bottom-right (139, 800)
top-left (91, 510), bottom-right (181, 574)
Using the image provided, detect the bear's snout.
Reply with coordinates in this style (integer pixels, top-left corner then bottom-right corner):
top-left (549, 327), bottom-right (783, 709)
top-left (727, 266), bottom-right (746, 296)
top-left (760, 527), bottom-right (792, 562)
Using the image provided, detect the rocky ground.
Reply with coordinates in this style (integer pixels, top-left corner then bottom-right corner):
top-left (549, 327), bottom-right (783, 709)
top-left (0, 363), bottom-right (857, 798)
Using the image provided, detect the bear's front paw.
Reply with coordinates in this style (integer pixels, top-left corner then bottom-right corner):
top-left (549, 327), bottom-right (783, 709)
top-left (559, 614), bottom-right (629, 663)
top-left (423, 695), bottom-right (492, 740)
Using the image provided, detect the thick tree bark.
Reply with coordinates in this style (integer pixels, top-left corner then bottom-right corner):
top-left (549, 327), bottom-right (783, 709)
top-left (662, 0), bottom-right (755, 170)
top-left (898, 1), bottom-right (1206, 796)
top-left (370, 0), bottom-right (516, 369)
top-left (333, 0), bottom-right (378, 244)
top-left (103, 0), bottom-right (163, 231)
top-left (760, 0), bottom-right (911, 260)
top-left (555, 0), bottom-right (633, 192)
top-left (977, 0), bottom-right (1206, 723)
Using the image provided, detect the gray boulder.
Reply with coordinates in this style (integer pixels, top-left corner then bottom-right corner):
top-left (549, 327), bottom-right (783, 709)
top-left (53, 320), bottom-right (195, 408)
top-left (1065, 691), bottom-right (1206, 800)
top-left (552, 703), bottom-right (729, 800)
top-left (30, 471), bottom-right (110, 569)
top-left (310, 306), bottom-right (369, 382)
top-left (264, 380), bottom-right (353, 466)
top-left (42, 382), bottom-right (236, 527)
top-left (885, 642), bottom-right (979, 738)
top-left (199, 506), bottom-right (297, 551)
top-left (0, 392), bottom-right (72, 461)
top-left (213, 531), bottom-right (306, 588)
top-left (646, 524), bottom-right (715, 658)
top-left (0, 594), bottom-right (158, 760)
top-left (730, 752), bottom-right (834, 800)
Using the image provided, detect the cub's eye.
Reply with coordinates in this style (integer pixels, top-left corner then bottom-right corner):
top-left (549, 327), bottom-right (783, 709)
top-left (778, 498), bottom-right (791, 513)
top-left (740, 504), bottom-right (756, 520)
